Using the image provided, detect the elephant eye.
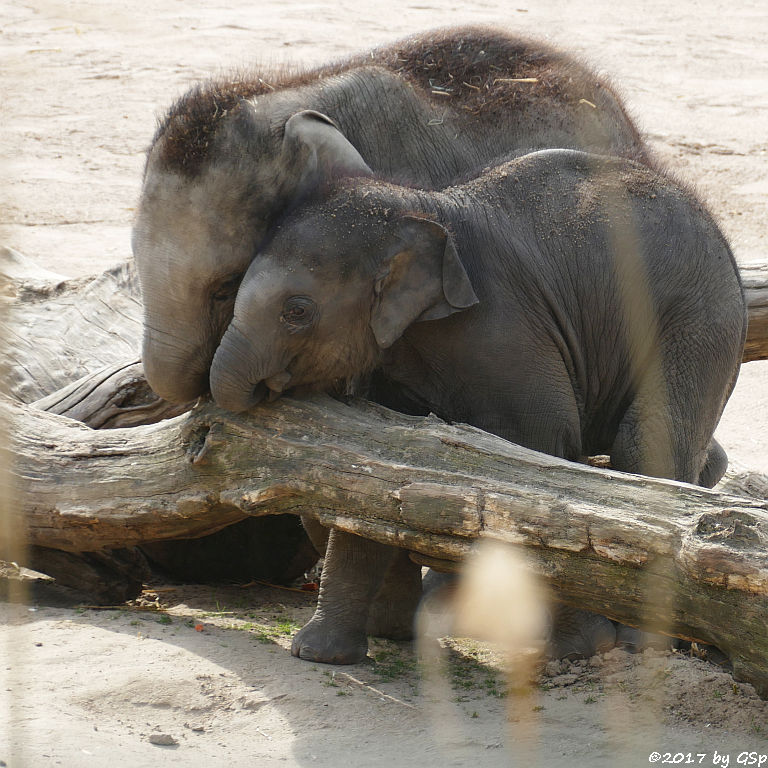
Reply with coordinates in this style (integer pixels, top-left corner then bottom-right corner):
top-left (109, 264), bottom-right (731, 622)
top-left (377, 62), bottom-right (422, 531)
top-left (211, 272), bottom-right (244, 302)
top-left (281, 296), bottom-right (317, 330)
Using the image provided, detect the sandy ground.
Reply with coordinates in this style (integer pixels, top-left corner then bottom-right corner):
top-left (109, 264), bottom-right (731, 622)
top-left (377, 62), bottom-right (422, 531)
top-left (2, 1), bottom-right (768, 766)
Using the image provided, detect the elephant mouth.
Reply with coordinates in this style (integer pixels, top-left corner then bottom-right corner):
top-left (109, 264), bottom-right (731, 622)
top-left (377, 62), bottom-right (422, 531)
top-left (252, 370), bottom-right (293, 405)
top-left (250, 381), bottom-right (270, 406)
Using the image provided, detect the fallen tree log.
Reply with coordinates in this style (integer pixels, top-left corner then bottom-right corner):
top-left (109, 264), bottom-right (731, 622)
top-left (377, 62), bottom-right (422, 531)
top-left (3, 249), bottom-right (142, 404)
top-left (6, 390), bottom-right (768, 695)
top-left (742, 260), bottom-right (768, 362)
top-left (33, 360), bottom-right (191, 428)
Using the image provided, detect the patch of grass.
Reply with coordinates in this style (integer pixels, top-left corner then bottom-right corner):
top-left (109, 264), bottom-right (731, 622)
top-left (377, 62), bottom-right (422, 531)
top-left (273, 619), bottom-right (301, 636)
top-left (370, 645), bottom-right (417, 683)
top-left (157, 614), bottom-right (172, 625)
top-left (232, 621), bottom-right (257, 631)
top-left (222, 617), bottom-right (301, 644)
top-left (443, 639), bottom-right (508, 699)
top-left (323, 671), bottom-right (339, 688)
top-left (483, 674), bottom-right (506, 698)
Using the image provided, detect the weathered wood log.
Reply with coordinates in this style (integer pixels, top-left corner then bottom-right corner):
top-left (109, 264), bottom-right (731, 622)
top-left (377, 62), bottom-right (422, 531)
top-left (27, 365), bottom-right (319, 591)
top-left (6, 391), bottom-right (768, 695)
top-left (33, 360), bottom-right (193, 428)
top-left (742, 261), bottom-right (768, 362)
top-left (3, 248), bottom-right (142, 404)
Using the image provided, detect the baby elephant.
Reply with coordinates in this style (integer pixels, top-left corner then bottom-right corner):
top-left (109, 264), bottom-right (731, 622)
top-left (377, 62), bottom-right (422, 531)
top-left (211, 149), bottom-right (746, 664)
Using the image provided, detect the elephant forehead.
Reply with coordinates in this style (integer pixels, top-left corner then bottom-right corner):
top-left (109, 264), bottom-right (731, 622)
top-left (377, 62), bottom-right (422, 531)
top-left (273, 208), bottom-right (385, 264)
top-left (135, 168), bottom-right (261, 278)
top-left (240, 260), bottom-right (326, 300)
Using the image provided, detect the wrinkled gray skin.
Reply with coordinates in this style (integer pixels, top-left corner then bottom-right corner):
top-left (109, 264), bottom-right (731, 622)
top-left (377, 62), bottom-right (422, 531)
top-left (133, 29), bottom-right (652, 658)
top-left (210, 149), bottom-right (746, 663)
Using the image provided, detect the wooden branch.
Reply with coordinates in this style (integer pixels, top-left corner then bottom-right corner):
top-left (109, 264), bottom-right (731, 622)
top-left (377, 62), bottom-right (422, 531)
top-left (2, 247), bottom-right (141, 404)
top-left (742, 261), bottom-right (768, 362)
top-left (6, 392), bottom-right (768, 695)
top-left (4, 250), bottom-right (768, 690)
top-left (33, 360), bottom-right (193, 428)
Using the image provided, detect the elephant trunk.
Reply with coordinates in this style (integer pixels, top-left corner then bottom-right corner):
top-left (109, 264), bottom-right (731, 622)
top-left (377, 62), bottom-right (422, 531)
top-left (142, 328), bottom-right (212, 405)
top-left (210, 325), bottom-right (269, 413)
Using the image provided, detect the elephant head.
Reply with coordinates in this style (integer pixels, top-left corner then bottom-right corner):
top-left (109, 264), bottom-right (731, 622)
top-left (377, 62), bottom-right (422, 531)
top-left (133, 104), bottom-right (372, 403)
top-left (209, 201), bottom-right (479, 412)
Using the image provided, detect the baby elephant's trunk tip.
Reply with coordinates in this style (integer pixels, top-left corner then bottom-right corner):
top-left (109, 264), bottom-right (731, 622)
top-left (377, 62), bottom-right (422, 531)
top-left (210, 374), bottom-right (269, 413)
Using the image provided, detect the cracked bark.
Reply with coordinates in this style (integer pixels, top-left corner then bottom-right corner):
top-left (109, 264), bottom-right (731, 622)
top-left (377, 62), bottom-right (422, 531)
top-left (4, 390), bottom-right (768, 696)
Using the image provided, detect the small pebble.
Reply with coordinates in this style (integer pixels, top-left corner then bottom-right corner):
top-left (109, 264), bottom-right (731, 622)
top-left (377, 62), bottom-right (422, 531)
top-left (544, 660), bottom-right (562, 677)
top-left (550, 673), bottom-right (578, 687)
top-left (149, 733), bottom-right (178, 746)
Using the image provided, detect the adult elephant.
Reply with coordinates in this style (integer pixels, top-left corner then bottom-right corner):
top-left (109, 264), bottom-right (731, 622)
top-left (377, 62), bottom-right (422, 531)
top-left (133, 25), bottom-right (650, 405)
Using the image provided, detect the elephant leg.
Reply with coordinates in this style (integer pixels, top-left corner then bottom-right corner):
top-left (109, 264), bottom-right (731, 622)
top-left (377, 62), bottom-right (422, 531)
top-left (697, 438), bottom-right (728, 488)
top-left (301, 516), bottom-right (421, 640)
top-left (301, 514), bottom-right (330, 555)
top-left (610, 326), bottom-right (739, 487)
top-left (291, 528), bottom-right (395, 664)
top-left (608, 352), bottom-right (735, 652)
top-left (610, 389), bottom-right (701, 484)
top-left (366, 549), bottom-right (422, 640)
top-left (548, 604), bottom-right (617, 660)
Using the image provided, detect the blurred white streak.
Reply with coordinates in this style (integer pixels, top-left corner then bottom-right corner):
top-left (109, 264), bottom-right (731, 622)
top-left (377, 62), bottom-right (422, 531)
top-left (416, 539), bottom-right (549, 764)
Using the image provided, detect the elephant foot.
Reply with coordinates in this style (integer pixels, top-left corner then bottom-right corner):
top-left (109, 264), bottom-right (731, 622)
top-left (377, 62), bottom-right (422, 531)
top-left (614, 623), bottom-right (673, 653)
top-left (291, 614), bottom-right (368, 665)
top-left (548, 606), bottom-right (617, 660)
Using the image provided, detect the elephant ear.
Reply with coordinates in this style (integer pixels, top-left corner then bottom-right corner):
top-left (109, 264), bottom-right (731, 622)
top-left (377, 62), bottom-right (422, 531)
top-left (282, 110), bottom-right (373, 192)
top-left (370, 216), bottom-right (479, 349)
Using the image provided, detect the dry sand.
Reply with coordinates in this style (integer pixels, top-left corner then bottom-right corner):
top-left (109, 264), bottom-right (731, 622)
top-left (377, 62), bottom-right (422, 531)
top-left (2, 1), bottom-right (767, 766)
